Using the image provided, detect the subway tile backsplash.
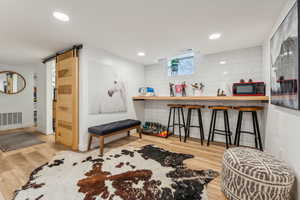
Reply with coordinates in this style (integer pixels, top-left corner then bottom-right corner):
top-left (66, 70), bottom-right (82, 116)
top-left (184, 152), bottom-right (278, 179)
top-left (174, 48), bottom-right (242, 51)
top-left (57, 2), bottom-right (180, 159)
top-left (145, 46), bottom-right (263, 96)
top-left (143, 46), bottom-right (265, 147)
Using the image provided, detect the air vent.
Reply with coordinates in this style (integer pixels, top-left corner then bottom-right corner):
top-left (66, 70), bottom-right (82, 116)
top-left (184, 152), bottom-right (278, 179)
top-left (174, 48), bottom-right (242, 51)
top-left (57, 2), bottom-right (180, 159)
top-left (0, 112), bottom-right (22, 126)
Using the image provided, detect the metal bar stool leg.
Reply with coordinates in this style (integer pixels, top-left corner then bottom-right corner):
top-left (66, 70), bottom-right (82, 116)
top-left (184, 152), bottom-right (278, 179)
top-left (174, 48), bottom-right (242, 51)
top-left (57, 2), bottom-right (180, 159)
top-left (197, 108), bottom-right (205, 145)
top-left (211, 110), bottom-right (217, 142)
top-left (237, 111), bottom-right (243, 147)
top-left (251, 111), bottom-right (258, 149)
top-left (185, 109), bottom-right (190, 138)
top-left (188, 109), bottom-right (193, 137)
top-left (181, 107), bottom-right (186, 139)
top-left (207, 110), bottom-right (216, 146)
top-left (234, 111), bottom-right (242, 145)
top-left (184, 109), bottom-right (188, 142)
top-left (172, 107), bottom-right (176, 137)
top-left (225, 110), bottom-right (232, 145)
top-left (223, 110), bottom-right (229, 149)
top-left (254, 111), bottom-right (263, 151)
top-left (184, 109), bottom-right (191, 143)
top-left (177, 108), bottom-right (182, 142)
top-left (166, 107), bottom-right (173, 138)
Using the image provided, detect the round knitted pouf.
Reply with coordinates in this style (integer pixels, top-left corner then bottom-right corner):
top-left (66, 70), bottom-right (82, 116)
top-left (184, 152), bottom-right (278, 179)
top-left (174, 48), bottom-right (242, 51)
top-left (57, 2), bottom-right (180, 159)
top-left (221, 148), bottom-right (294, 200)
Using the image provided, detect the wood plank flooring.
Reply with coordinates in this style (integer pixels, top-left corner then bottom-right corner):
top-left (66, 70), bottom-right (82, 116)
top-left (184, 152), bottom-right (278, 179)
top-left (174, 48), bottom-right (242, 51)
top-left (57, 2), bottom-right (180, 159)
top-left (0, 128), bottom-right (227, 200)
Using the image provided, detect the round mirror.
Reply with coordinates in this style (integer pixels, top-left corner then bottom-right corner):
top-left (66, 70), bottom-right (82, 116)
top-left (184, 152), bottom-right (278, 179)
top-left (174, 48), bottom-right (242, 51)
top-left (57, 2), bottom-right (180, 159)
top-left (0, 71), bottom-right (26, 95)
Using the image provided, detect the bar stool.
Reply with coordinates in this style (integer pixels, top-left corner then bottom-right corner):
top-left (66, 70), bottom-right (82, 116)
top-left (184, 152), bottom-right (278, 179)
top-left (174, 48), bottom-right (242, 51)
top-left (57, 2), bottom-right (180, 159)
top-left (166, 104), bottom-right (186, 141)
top-left (207, 106), bottom-right (232, 149)
top-left (183, 105), bottom-right (205, 145)
top-left (233, 106), bottom-right (264, 151)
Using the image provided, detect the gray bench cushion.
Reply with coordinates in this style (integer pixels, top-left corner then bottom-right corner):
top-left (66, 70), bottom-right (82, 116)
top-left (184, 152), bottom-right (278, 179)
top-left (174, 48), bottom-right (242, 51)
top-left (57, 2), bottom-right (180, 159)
top-left (88, 119), bottom-right (141, 136)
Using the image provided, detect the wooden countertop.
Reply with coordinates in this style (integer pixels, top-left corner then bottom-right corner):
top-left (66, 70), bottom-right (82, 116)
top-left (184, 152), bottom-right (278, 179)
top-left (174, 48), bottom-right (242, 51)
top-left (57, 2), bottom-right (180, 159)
top-left (132, 96), bottom-right (269, 102)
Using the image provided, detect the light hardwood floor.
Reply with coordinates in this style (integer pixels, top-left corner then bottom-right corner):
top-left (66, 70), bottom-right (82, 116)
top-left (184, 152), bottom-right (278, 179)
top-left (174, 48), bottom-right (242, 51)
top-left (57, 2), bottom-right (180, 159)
top-left (0, 128), bottom-right (227, 200)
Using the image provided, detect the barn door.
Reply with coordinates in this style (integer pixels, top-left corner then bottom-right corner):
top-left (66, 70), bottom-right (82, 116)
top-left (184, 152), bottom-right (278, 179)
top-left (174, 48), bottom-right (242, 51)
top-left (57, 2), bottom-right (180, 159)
top-left (55, 49), bottom-right (79, 150)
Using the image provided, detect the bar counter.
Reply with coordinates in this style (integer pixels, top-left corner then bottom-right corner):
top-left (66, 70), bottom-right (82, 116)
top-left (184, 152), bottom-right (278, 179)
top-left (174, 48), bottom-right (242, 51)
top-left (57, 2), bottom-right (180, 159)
top-left (132, 96), bottom-right (269, 102)
top-left (133, 95), bottom-right (268, 147)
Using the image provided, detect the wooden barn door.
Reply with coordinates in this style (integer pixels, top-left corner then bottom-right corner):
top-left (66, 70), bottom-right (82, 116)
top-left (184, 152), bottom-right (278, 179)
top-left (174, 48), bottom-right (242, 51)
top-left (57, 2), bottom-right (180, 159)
top-left (55, 49), bottom-right (79, 150)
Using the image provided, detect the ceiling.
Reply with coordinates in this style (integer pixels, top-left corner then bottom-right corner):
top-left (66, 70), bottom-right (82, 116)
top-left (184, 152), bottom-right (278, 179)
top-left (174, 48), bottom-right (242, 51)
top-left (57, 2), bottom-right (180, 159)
top-left (0, 0), bottom-right (287, 66)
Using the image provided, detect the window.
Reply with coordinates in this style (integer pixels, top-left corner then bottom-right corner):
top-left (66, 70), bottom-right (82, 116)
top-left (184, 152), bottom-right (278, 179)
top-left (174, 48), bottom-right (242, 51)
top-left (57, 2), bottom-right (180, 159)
top-left (168, 52), bottom-right (195, 76)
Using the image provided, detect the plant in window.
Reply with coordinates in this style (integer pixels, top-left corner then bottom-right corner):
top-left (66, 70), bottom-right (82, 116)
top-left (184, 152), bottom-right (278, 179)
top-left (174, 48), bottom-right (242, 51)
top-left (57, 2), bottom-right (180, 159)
top-left (168, 52), bottom-right (195, 77)
top-left (170, 58), bottom-right (179, 76)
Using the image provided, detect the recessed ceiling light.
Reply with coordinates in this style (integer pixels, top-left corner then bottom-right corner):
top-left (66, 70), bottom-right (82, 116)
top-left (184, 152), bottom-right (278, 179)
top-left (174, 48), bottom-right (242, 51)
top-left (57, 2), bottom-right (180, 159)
top-left (137, 52), bottom-right (145, 56)
top-left (220, 61), bottom-right (227, 65)
top-left (209, 33), bottom-right (222, 40)
top-left (53, 11), bottom-right (70, 22)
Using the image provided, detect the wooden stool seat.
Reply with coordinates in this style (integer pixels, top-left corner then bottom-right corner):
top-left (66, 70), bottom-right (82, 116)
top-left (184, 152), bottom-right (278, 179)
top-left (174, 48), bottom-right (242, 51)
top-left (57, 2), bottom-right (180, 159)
top-left (184, 105), bottom-right (205, 109)
top-left (233, 106), bottom-right (264, 112)
top-left (208, 106), bottom-right (232, 110)
top-left (167, 104), bottom-right (185, 108)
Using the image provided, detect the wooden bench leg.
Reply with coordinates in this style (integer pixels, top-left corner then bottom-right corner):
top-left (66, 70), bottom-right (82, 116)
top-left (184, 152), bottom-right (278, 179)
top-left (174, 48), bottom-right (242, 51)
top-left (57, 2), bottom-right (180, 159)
top-left (99, 136), bottom-right (104, 155)
top-left (88, 135), bottom-right (93, 151)
top-left (137, 126), bottom-right (142, 139)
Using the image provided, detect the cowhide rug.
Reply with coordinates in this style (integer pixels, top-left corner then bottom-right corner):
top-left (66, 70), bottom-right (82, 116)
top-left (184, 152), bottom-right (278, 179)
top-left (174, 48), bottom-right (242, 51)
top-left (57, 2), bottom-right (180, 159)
top-left (13, 145), bottom-right (219, 200)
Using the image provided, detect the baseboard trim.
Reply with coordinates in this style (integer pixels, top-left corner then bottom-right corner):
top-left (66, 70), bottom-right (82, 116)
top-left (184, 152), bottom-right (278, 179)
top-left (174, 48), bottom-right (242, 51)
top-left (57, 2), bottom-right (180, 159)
top-left (0, 126), bottom-right (36, 134)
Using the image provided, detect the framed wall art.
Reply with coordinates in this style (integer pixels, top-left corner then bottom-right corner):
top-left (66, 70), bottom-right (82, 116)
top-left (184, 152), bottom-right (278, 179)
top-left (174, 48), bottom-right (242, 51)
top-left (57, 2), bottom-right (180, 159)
top-left (270, 1), bottom-right (300, 110)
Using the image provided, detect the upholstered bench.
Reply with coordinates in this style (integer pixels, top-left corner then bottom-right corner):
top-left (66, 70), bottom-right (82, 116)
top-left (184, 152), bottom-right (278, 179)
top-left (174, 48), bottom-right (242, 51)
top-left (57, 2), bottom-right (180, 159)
top-left (221, 147), bottom-right (294, 200)
top-left (88, 119), bottom-right (142, 155)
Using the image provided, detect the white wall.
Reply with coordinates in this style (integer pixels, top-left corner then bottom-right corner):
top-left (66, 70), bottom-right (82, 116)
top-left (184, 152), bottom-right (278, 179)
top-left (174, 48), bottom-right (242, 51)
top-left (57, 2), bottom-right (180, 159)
top-left (145, 46), bottom-right (263, 96)
top-left (263, 0), bottom-right (299, 199)
top-left (79, 46), bottom-right (145, 151)
top-left (0, 65), bottom-right (34, 130)
top-left (144, 46), bottom-right (265, 146)
top-left (35, 61), bottom-right (54, 134)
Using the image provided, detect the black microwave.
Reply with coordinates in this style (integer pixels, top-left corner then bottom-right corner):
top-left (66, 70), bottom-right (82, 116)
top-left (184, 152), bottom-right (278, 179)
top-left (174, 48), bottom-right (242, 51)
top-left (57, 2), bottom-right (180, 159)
top-left (233, 82), bottom-right (266, 96)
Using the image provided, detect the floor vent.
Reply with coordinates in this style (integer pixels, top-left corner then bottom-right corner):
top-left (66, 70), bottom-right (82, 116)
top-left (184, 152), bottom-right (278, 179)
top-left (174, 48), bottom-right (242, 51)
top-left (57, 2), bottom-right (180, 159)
top-left (0, 112), bottom-right (22, 126)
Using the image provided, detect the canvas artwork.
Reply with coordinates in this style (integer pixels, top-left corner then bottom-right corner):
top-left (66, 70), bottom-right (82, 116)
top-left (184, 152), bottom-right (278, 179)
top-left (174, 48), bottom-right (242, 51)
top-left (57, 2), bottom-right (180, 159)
top-left (270, 1), bottom-right (299, 110)
top-left (88, 62), bottom-right (127, 114)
